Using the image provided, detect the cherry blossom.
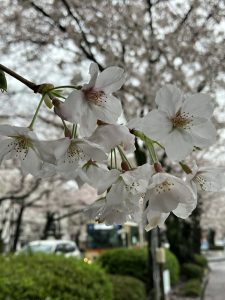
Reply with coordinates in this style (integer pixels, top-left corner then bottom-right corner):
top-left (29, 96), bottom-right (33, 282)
top-left (53, 138), bottom-right (107, 176)
top-left (186, 161), bottom-right (224, 194)
top-left (84, 198), bottom-right (106, 221)
top-left (88, 123), bottom-right (135, 153)
top-left (54, 62), bottom-right (126, 136)
top-left (96, 181), bottom-right (142, 225)
top-left (0, 124), bottom-right (42, 174)
top-left (78, 162), bottom-right (120, 194)
top-left (85, 164), bottom-right (153, 224)
top-left (36, 137), bottom-right (107, 178)
top-left (143, 172), bottom-right (197, 230)
top-left (138, 85), bottom-right (216, 161)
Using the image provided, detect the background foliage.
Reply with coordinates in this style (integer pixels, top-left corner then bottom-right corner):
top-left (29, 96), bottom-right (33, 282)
top-left (0, 254), bottom-right (113, 300)
top-left (97, 247), bottom-right (180, 286)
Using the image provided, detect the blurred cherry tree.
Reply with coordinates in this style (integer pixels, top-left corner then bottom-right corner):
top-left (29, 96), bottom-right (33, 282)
top-left (1, 0), bottom-right (225, 117)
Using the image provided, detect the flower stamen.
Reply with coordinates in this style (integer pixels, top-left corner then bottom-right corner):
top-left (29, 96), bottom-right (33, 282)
top-left (84, 89), bottom-right (106, 106)
top-left (155, 180), bottom-right (174, 194)
top-left (194, 175), bottom-right (207, 190)
top-left (171, 111), bottom-right (193, 129)
top-left (65, 142), bottom-right (86, 163)
top-left (9, 136), bottom-right (32, 160)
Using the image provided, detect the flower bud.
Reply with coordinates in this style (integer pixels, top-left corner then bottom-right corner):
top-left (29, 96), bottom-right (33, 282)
top-left (154, 162), bottom-right (163, 173)
top-left (52, 98), bottom-right (62, 108)
top-left (43, 94), bottom-right (53, 109)
top-left (37, 83), bottom-right (54, 94)
top-left (121, 161), bottom-right (130, 171)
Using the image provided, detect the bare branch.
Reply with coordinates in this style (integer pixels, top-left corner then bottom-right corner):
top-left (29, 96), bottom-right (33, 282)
top-left (60, 0), bottom-right (103, 70)
top-left (173, 5), bottom-right (193, 34)
top-left (0, 179), bottom-right (41, 204)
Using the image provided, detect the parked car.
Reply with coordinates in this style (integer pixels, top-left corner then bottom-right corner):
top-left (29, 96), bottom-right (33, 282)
top-left (18, 240), bottom-right (81, 258)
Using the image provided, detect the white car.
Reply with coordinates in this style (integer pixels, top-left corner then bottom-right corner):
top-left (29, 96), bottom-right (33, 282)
top-left (18, 240), bottom-right (81, 258)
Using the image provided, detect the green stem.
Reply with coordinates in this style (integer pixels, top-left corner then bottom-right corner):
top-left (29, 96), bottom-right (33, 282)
top-left (132, 130), bottom-right (159, 164)
top-left (145, 139), bottom-right (158, 164)
top-left (72, 124), bottom-right (77, 138)
top-left (48, 85), bottom-right (79, 93)
top-left (117, 146), bottom-right (132, 169)
top-left (28, 95), bottom-right (45, 129)
top-left (110, 150), bottom-right (113, 169)
top-left (113, 148), bottom-right (117, 169)
top-left (153, 140), bottom-right (165, 149)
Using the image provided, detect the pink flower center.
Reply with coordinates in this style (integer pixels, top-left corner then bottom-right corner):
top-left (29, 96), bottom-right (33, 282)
top-left (84, 89), bottom-right (106, 106)
top-left (171, 111), bottom-right (192, 128)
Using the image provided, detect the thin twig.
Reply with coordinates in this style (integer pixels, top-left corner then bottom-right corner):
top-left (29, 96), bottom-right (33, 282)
top-left (0, 64), bottom-right (40, 93)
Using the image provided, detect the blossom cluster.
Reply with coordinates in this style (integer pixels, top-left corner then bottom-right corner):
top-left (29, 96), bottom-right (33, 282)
top-left (0, 63), bottom-right (223, 230)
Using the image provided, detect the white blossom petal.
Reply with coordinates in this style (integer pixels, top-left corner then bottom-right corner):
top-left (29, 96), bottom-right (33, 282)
top-left (83, 62), bottom-right (99, 89)
top-left (34, 139), bottom-right (69, 164)
top-left (0, 124), bottom-right (30, 137)
top-left (102, 180), bottom-right (140, 224)
top-left (182, 93), bottom-right (214, 119)
top-left (164, 129), bottom-right (193, 161)
top-left (155, 85), bottom-right (183, 117)
top-left (56, 89), bottom-right (86, 124)
top-left (127, 117), bottom-right (144, 132)
top-left (84, 198), bottom-right (105, 221)
top-left (145, 173), bottom-right (195, 213)
top-left (78, 140), bottom-right (107, 162)
top-left (79, 105), bottom-right (98, 137)
top-left (142, 110), bottom-right (173, 141)
top-left (54, 138), bottom-right (106, 175)
top-left (88, 124), bottom-right (135, 152)
top-left (121, 163), bottom-right (153, 195)
top-left (0, 139), bottom-right (15, 163)
top-left (53, 138), bottom-right (71, 160)
top-left (190, 121), bottom-right (217, 148)
top-left (0, 126), bottom-right (45, 175)
top-left (93, 94), bottom-right (122, 123)
top-left (20, 148), bottom-right (42, 175)
top-left (95, 66), bottom-right (126, 93)
top-left (187, 163), bottom-right (224, 192)
top-left (145, 210), bottom-right (170, 231)
top-left (33, 163), bottom-right (58, 178)
top-left (80, 164), bottom-right (120, 194)
top-left (172, 198), bottom-right (197, 219)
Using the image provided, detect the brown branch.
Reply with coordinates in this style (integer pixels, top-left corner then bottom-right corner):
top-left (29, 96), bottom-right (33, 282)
top-left (0, 179), bottom-right (41, 204)
top-left (146, 0), bottom-right (154, 35)
top-left (60, 0), bottom-right (103, 70)
top-left (30, 0), bottom-right (103, 70)
top-left (25, 189), bottom-right (50, 207)
top-left (173, 5), bottom-right (193, 34)
top-left (53, 208), bottom-right (83, 221)
top-left (0, 64), bottom-right (40, 93)
top-left (30, 1), bottom-right (67, 33)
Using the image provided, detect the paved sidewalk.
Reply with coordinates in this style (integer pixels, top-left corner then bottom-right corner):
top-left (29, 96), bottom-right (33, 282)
top-left (204, 261), bottom-right (225, 300)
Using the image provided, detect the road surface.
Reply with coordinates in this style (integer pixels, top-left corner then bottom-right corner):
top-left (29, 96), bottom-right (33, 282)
top-left (204, 260), bottom-right (225, 300)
